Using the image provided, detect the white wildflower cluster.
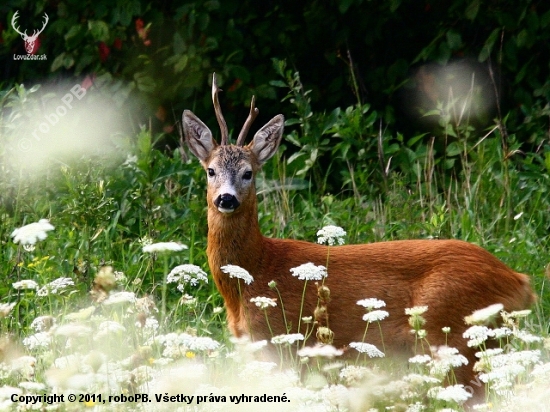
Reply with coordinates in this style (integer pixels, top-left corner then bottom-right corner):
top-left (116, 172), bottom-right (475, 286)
top-left (349, 342), bottom-right (385, 358)
top-left (363, 310), bottom-right (389, 323)
top-left (289, 262), bottom-right (327, 281)
top-left (166, 264), bottom-right (208, 292)
top-left (95, 320), bottom-right (126, 340)
top-left (37, 277), bottom-right (75, 296)
top-left (271, 333), bottom-right (304, 345)
top-left (476, 349), bottom-right (541, 394)
top-left (357, 298), bottom-right (386, 309)
top-left (427, 384), bottom-right (472, 404)
top-left (428, 346), bottom-right (468, 377)
top-left (102, 291), bottom-right (137, 305)
top-left (12, 280), bottom-right (38, 290)
top-left (11, 219), bottom-right (54, 245)
top-left (31, 315), bottom-right (55, 332)
top-left (155, 332), bottom-right (220, 358)
top-left (142, 241), bottom-right (188, 253)
top-left (297, 344), bottom-right (344, 358)
top-left (250, 296), bottom-right (277, 310)
top-left (339, 365), bottom-right (371, 385)
top-left (405, 306), bottom-right (428, 316)
top-left (317, 225), bottom-right (346, 246)
top-left (22, 332), bottom-right (51, 351)
top-left (221, 264), bottom-right (254, 285)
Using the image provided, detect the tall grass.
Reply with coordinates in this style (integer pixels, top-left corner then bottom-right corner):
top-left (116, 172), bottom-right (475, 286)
top-left (0, 81), bottom-right (548, 411)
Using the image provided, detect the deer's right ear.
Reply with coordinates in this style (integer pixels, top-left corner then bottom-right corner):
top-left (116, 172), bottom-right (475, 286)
top-left (183, 110), bottom-right (217, 163)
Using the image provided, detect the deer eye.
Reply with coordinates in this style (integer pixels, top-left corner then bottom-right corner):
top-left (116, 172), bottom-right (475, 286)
top-left (207, 168), bottom-right (215, 177)
top-left (243, 171), bottom-right (253, 180)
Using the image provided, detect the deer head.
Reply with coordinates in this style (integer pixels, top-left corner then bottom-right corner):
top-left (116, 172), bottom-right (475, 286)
top-left (12, 11), bottom-right (49, 55)
top-left (183, 74), bottom-right (284, 215)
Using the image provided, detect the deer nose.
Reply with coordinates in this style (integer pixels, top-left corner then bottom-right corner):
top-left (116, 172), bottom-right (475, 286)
top-left (215, 193), bottom-right (240, 213)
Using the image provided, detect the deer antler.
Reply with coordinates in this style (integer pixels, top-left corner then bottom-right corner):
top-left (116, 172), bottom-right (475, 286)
top-left (34, 13), bottom-right (49, 38)
top-left (211, 73), bottom-right (229, 146)
top-left (11, 11), bottom-right (27, 38)
top-left (236, 95), bottom-right (259, 147)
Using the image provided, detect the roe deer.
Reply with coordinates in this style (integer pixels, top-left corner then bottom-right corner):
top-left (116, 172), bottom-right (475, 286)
top-left (182, 74), bottom-right (535, 392)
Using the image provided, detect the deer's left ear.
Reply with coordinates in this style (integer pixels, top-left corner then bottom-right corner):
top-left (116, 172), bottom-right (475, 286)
top-left (247, 115), bottom-right (284, 165)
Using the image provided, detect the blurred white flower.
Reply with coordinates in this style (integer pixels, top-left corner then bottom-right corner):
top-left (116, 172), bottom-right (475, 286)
top-left (250, 296), bottom-right (277, 309)
top-left (289, 262), bottom-right (327, 281)
top-left (298, 344), bottom-right (344, 358)
top-left (271, 333), bottom-right (304, 345)
top-left (12, 280), bottom-right (38, 290)
top-left (22, 332), bottom-right (51, 350)
top-left (54, 323), bottom-right (92, 338)
top-left (357, 298), bottom-right (386, 309)
top-left (317, 225), bottom-right (346, 246)
top-left (349, 342), bottom-right (385, 358)
top-left (409, 354), bottom-right (432, 364)
top-left (142, 242), bottom-right (188, 253)
top-left (0, 303), bottom-right (16, 318)
top-left (30, 315), bottom-right (55, 332)
top-left (11, 219), bottom-right (54, 245)
top-left (102, 291), bottom-right (137, 305)
top-left (37, 277), bottom-right (75, 296)
top-left (405, 306), bottom-right (428, 316)
top-left (465, 303), bottom-right (504, 325)
top-left (221, 265), bottom-right (254, 285)
top-left (427, 384), bottom-right (472, 404)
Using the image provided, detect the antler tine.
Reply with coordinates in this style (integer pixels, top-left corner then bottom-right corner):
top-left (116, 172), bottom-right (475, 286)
top-left (211, 73), bottom-right (229, 145)
top-left (236, 96), bottom-right (259, 147)
top-left (11, 11), bottom-right (26, 37)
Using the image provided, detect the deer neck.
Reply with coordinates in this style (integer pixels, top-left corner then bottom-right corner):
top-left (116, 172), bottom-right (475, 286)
top-left (206, 197), bottom-right (264, 329)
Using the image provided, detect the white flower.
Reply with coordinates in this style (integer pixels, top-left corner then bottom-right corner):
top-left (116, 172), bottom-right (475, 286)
top-left (11, 219), bottom-right (54, 245)
top-left (250, 296), bottom-right (277, 309)
top-left (271, 333), bottom-right (304, 345)
top-left (427, 384), bottom-right (472, 404)
top-left (142, 242), bottom-right (188, 253)
top-left (0, 303), bottom-right (16, 317)
top-left (102, 291), bottom-right (137, 305)
top-left (54, 323), bottom-right (92, 338)
top-left (95, 321), bottom-right (126, 339)
top-left (362, 310), bottom-right (389, 323)
top-left (349, 342), bottom-right (385, 358)
top-left (357, 298), bottom-right (386, 309)
top-left (19, 381), bottom-right (46, 392)
top-left (513, 330), bottom-right (543, 343)
top-left (289, 262), bottom-right (327, 281)
top-left (22, 332), bottom-right (51, 350)
top-left (465, 303), bottom-right (504, 325)
top-left (463, 325), bottom-right (494, 347)
top-left (37, 277), bottom-right (75, 296)
top-left (221, 265), bottom-right (254, 285)
top-left (297, 344), bottom-right (344, 358)
top-left (429, 346), bottom-right (468, 376)
top-left (339, 365), bottom-right (370, 384)
top-left (238, 361), bottom-right (277, 379)
top-left (12, 280), bottom-right (38, 290)
top-left (405, 306), bottom-right (428, 316)
top-left (30, 315), bottom-right (55, 332)
top-left (409, 354), bottom-right (432, 364)
top-left (167, 264), bottom-right (208, 288)
top-left (317, 225), bottom-right (346, 246)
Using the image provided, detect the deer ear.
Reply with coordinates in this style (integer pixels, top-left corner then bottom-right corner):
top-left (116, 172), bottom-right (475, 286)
top-left (183, 110), bottom-right (217, 163)
top-left (248, 115), bottom-right (284, 165)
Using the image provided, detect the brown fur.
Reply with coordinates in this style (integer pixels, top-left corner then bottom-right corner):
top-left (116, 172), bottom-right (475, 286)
top-left (182, 106), bottom-right (536, 396)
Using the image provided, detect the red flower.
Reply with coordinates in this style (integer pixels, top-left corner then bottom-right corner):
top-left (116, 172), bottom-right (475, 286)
top-left (98, 42), bottom-right (110, 62)
top-left (113, 38), bottom-right (122, 50)
top-left (135, 18), bottom-right (144, 31)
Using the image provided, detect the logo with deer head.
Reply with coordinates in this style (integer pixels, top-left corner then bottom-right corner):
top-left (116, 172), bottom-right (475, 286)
top-left (11, 11), bottom-right (49, 55)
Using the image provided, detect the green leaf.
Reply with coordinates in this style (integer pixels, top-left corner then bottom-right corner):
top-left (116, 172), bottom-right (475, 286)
top-left (465, 0), bottom-right (480, 21)
top-left (446, 141), bottom-right (462, 157)
top-left (478, 28), bottom-right (500, 62)
top-left (446, 30), bottom-right (462, 50)
top-left (88, 20), bottom-right (110, 42)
